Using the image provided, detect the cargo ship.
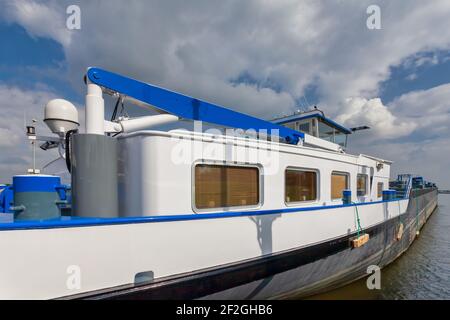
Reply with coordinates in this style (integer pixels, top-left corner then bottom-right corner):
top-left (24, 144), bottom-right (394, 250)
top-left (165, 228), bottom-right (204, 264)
top-left (0, 68), bottom-right (438, 299)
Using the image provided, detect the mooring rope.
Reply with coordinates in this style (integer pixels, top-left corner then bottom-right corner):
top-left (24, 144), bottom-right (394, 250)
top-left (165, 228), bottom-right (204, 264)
top-left (352, 202), bottom-right (363, 237)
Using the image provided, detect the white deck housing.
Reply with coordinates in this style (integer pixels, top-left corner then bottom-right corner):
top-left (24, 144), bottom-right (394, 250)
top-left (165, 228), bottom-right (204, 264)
top-left (118, 130), bottom-right (391, 216)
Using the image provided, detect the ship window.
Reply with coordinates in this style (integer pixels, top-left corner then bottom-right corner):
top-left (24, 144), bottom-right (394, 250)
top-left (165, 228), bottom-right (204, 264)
top-left (318, 120), bottom-right (335, 142)
top-left (377, 182), bottom-right (383, 198)
top-left (331, 172), bottom-right (349, 200)
top-left (298, 122), bottom-right (310, 134)
top-left (357, 174), bottom-right (368, 196)
top-left (334, 132), bottom-right (348, 148)
top-left (283, 122), bottom-right (296, 130)
top-left (317, 119), bottom-right (348, 147)
top-left (285, 169), bottom-right (318, 203)
top-left (194, 164), bottom-right (259, 209)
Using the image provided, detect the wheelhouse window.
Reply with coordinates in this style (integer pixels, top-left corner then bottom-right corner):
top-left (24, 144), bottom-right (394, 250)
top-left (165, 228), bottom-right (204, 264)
top-left (357, 174), bottom-right (368, 196)
top-left (317, 119), bottom-right (348, 147)
top-left (377, 182), bottom-right (384, 198)
top-left (284, 122), bottom-right (296, 130)
top-left (194, 164), bottom-right (259, 209)
top-left (331, 172), bottom-right (349, 200)
top-left (298, 122), bottom-right (311, 134)
top-left (318, 120), bottom-right (335, 143)
top-left (285, 169), bottom-right (318, 203)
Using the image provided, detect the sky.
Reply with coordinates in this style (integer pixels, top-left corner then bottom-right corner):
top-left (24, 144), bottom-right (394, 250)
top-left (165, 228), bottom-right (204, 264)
top-left (0, 0), bottom-right (449, 188)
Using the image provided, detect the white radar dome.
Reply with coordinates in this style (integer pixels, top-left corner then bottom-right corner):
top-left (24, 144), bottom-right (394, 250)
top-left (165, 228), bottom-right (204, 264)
top-left (44, 99), bottom-right (79, 135)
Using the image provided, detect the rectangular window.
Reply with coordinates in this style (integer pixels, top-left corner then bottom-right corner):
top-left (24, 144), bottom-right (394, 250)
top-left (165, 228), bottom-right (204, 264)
top-left (357, 174), bottom-right (368, 196)
top-left (334, 132), bottom-right (347, 147)
top-left (194, 164), bottom-right (259, 209)
top-left (331, 172), bottom-right (349, 200)
top-left (377, 182), bottom-right (383, 198)
top-left (318, 120), bottom-right (335, 142)
top-left (298, 122), bottom-right (311, 134)
top-left (285, 169), bottom-right (318, 203)
top-left (283, 122), bottom-right (296, 130)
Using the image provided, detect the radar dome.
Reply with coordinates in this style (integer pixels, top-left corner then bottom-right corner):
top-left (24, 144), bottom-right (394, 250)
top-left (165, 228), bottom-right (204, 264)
top-left (44, 99), bottom-right (79, 135)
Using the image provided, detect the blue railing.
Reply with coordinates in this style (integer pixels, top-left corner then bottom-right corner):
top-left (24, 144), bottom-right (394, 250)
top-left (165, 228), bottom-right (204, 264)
top-left (389, 174), bottom-right (413, 199)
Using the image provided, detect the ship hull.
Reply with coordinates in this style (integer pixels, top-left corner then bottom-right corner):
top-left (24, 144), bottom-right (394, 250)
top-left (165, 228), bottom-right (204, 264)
top-left (73, 189), bottom-right (437, 300)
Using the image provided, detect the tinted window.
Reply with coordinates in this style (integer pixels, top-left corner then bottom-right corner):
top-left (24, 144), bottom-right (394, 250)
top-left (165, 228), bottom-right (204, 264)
top-left (285, 169), bottom-right (317, 203)
top-left (357, 174), bottom-right (368, 196)
top-left (377, 182), bottom-right (383, 198)
top-left (195, 164), bottom-right (259, 209)
top-left (331, 172), bottom-right (349, 200)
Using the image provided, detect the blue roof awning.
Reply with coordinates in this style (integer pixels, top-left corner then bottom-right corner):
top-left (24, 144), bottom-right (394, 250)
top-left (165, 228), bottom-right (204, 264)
top-left (273, 113), bottom-right (352, 134)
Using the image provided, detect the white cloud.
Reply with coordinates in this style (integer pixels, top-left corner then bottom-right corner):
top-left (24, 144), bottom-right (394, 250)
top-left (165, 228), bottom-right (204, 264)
top-left (346, 84), bottom-right (450, 186)
top-left (340, 84), bottom-right (450, 149)
top-left (406, 73), bottom-right (418, 81)
top-left (402, 52), bottom-right (441, 69)
top-left (337, 97), bottom-right (416, 139)
top-left (389, 84), bottom-right (450, 138)
top-left (4, 0), bottom-right (450, 116)
top-left (390, 83), bottom-right (450, 116)
top-left (0, 85), bottom-right (76, 182)
top-left (2, 0), bottom-right (72, 46)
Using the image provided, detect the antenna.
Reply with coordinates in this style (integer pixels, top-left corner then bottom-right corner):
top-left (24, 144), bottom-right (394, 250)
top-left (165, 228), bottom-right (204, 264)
top-left (302, 95), bottom-right (310, 111)
top-left (296, 98), bottom-right (305, 111)
top-left (350, 125), bottom-right (371, 132)
top-left (304, 95), bottom-right (311, 108)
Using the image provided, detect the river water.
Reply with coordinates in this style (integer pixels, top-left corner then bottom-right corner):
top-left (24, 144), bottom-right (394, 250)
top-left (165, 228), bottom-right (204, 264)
top-left (308, 194), bottom-right (450, 300)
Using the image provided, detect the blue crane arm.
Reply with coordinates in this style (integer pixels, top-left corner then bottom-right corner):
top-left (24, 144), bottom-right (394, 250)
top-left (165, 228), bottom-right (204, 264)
top-left (86, 67), bottom-right (304, 144)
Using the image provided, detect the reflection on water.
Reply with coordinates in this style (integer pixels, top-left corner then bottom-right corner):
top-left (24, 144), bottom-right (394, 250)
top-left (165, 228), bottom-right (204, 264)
top-left (308, 195), bottom-right (450, 300)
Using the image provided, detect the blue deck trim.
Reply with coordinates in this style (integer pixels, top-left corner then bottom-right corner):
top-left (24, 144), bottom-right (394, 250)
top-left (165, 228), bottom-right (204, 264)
top-left (0, 199), bottom-right (407, 231)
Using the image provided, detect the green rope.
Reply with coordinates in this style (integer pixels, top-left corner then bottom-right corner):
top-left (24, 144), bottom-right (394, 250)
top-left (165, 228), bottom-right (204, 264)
top-left (352, 202), bottom-right (363, 237)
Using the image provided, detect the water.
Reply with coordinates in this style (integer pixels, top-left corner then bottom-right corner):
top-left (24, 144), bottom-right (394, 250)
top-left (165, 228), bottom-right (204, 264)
top-left (308, 194), bottom-right (450, 300)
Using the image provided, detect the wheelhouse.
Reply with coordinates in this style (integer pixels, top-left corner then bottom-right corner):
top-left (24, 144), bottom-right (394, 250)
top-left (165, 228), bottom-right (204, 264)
top-left (272, 110), bottom-right (352, 148)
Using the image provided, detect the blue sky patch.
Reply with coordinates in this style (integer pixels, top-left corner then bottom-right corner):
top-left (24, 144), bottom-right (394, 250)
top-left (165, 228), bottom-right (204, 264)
top-left (0, 22), bottom-right (65, 67)
top-left (380, 50), bottom-right (450, 103)
top-left (0, 22), bottom-right (82, 103)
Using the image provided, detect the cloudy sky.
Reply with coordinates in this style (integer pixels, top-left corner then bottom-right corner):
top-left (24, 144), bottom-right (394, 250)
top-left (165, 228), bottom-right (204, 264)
top-left (1, 0), bottom-right (449, 187)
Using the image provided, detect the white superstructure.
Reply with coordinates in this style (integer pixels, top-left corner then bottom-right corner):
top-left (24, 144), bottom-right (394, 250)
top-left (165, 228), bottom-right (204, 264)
top-left (118, 129), bottom-right (391, 216)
